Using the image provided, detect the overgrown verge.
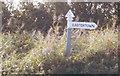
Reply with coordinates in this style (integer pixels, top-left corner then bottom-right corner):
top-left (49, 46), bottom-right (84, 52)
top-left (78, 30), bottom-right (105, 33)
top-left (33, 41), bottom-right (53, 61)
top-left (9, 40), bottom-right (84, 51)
top-left (1, 28), bottom-right (118, 74)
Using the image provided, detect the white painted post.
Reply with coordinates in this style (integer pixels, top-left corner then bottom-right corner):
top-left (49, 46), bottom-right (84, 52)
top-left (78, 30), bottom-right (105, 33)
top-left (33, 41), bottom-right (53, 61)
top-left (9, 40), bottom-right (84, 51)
top-left (67, 0), bottom-right (72, 6)
top-left (65, 10), bottom-right (75, 57)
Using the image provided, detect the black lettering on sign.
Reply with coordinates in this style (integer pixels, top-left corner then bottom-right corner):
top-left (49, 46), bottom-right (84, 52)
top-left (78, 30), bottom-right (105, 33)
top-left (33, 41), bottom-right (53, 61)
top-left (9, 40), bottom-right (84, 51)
top-left (72, 23), bottom-right (95, 28)
top-left (88, 24), bottom-right (92, 27)
top-left (91, 24), bottom-right (95, 27)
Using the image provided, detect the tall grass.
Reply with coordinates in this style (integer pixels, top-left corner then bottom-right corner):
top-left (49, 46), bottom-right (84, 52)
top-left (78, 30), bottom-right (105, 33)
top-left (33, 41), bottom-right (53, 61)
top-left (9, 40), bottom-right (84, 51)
top-left (1, 27), bottom-right (118, 74)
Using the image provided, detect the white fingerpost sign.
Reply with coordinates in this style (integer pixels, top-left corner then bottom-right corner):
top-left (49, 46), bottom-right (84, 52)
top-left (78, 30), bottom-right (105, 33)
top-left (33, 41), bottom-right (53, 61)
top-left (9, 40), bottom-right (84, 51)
top-left (71, 22), bottom-right (97, 29)
top-left (65, 10), bottom-right (98, 57)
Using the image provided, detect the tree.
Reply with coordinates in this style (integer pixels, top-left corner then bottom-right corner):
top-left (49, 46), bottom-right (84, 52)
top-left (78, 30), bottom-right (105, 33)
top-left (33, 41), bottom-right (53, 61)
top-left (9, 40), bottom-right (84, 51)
top-left (72, 2), bottom-right (118, 29)
top-left (2, 2), bottom-right (11, 32)
top-left (2, 2), bottom-right (118, 34)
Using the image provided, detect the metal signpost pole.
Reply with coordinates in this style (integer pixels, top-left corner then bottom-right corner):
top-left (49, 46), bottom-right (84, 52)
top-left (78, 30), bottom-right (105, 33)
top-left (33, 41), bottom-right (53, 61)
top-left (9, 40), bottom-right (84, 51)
top-left (65, 10), bottom-right (75, 57)
top-left (66, 28), bottom-right (71, 57)
top-left (65, 0), bottom-right (74, 57)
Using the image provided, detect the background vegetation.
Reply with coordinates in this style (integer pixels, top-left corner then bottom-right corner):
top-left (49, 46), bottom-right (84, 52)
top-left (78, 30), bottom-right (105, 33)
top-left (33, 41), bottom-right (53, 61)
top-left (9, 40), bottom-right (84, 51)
top-left (0, 1), bottom-right (119, 74)
top-left (1, 2), bottom-right (119, 34)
